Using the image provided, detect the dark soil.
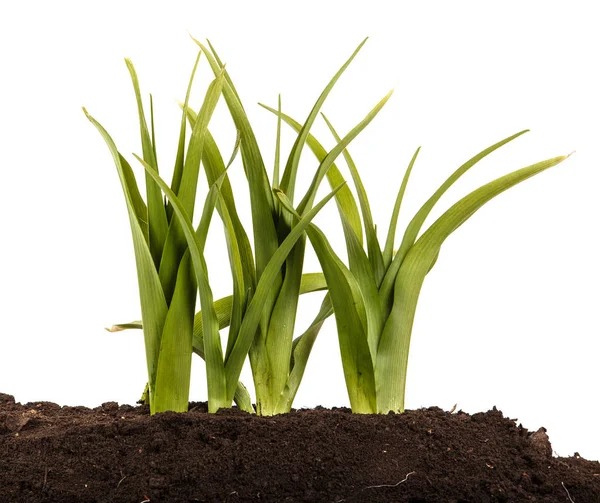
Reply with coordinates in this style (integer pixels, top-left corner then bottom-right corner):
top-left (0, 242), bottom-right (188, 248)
top-left (1, 392), bottom-right (598, 502)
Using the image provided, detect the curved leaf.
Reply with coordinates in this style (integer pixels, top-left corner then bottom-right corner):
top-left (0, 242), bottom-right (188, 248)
top-left (321, 114), bottom-right (385, 283)
top-left (296, 90), bottom-right (394, 216)
top-left (275, 294), bottom-right (334, 414)
top-left (376, 154), bottom-right (568, 414)
top-left (192, 37), bottom-right (279, 281)
top-left (158, 71), bottom-right (225, 304)
top-left (84, 108), bottom-right (168, 409)
top-left (279, 38), bottom-right (368, 203)
top-left (259, 103), bottom-right (363, 245)
top-left (135, 154), bottom-right (228, 412)
top-left (275, 189), bottom-right (375, 413)
top-left (124, 59), bottom-right (168, 269)
top-left (383, 147), bottom-right (420, 269)
top-left (223, 184), bottom-right (345, 401)
top-left (379, 130), bottom-right (530, 307)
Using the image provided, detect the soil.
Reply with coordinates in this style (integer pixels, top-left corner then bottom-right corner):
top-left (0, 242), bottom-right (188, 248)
top-left (1, 392), bottom-right (598, 502)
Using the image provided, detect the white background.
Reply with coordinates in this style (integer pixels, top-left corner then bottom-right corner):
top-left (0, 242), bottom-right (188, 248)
top-left (1, 2), bottom-right (598, 461)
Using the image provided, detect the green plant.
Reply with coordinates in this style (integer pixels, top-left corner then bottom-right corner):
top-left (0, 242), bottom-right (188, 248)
top-left (89, 38), bottom-right (392, 415)
top-left (169, 37), bottom-right (392, 415)
top-left (87, 36), bottom-right (569, 417)
top-left (84, 53), bottom-right (239, 414)
top-left (85, 51), bottom-right (336, 415)
top-left (269, 110), bottom-right (568, 413)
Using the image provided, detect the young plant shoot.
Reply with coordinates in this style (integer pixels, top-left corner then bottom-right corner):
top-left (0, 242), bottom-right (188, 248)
top-left (84, 53), bottom-right (246, 414)
top-left (269, 108), bottom-right (568, 414)
top-left (87, 37), bottom-right (568, 417)
top-left (176, 37), bottom-right (392, 415)
top-left (92, 38), bottom-right (390, 416)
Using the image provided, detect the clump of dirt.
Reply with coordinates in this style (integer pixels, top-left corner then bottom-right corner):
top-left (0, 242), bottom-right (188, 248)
top-left (1, 392), bottom-right (598, 502)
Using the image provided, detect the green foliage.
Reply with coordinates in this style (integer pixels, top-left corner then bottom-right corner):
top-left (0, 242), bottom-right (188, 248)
top-left (85, 53), bottom-right (248, 414)
top-left (272, 112), bottom-right (568, 413)
top-left (183, 37), bottom-right (391, 415)
top-left (88, 38), bottom-right (569, 417)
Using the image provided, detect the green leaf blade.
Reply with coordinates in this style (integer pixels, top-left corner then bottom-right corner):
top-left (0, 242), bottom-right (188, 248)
top-left (158, 72), bottom-right (225, 304)
top-left (135, 154), bottom-right (229, 413)
top-left (279, 38), bottom-right (368, 203)
top-left (275, 294), bottom-right (334, 414)
top-left (84, 109), bottom-right (168, 412)
top-left (321, 113), bottom-right (385, 283)
top-left (382, 147), bottom-right (420, 269)
top-left (192, 38), bottom-right (279, 281)
top-left (380, 130), bottom-right (530, 307)
top-left (296, 90), bottom-right (394, 216)
top-left (222, 184), bottom-right (345, 401)
top-left (124, 59), bottom-right (168, 269)
top-left (259, 104), bottom-right (363, 246)
top-left (304, 225), bottom-right (375, 413)
top-left (376, 154), bottom-right (568, 414)
top-left (152, 253), bottom-right (196, 413)
top-left (171, 50), bottom-right (202, 201)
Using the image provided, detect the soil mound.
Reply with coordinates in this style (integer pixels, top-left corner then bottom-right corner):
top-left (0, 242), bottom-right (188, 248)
top-left (1, 393), bottom-right (598, 502)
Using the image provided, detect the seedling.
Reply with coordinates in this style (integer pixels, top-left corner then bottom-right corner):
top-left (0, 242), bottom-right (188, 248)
top-left (88, 38), bottom-right (390, 415)
top-left (270, 108), bottom-right (568, 413)
top-left (172, 37), bottom-right (391, 415)
top-left (87, 37), bottom-right (569, 417)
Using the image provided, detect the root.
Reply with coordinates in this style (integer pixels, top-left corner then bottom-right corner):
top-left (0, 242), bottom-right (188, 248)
top-left (42, 466), bottom-right (48, 491)
top-left (562, 482), bottom-right (575, 502)
top-left (116, 470), bottom-right (127, 489)
top-left (365, 471), bottom-right (416, 489)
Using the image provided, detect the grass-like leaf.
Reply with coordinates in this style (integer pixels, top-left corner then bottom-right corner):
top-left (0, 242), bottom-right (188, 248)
top-left (379, 130), bottom-right (530, 309)
top-left (278, 38), bottom-right (368, 204)
top-left (137, 150), bottom-right (344, 410)
top-left (258, 104), bottom-right (363, 246)
top-left (192, 36), bottom-right (279, 281)
top-left (188, 39), bottom-right (386, 415)
top-left (158, 71), bottom-right (225, 304)
top-left (124, 60), bottom-right (168, 269)
top-left (383, 147), bottom-right (420, 269)
top-left (276, 190), bottom-right (375, 412)
top-left (84, 109), bottom-right (168, 411)
top-left (321, 114), bottom-right (385, 283)
top-left (275, 294), bottom-right (334, 414)
top-left (222, 183), bottom-right (345, 403)
top-left (296, 91), bottom-right (393, 216)
top-left (135, 154), bottom-right (229, 411)
top-left (375, 154), bottom-right (568, 413)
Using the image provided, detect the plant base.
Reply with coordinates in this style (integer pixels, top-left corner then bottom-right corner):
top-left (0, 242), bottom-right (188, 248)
top-left (1, 392), bottom-right (598, 502)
